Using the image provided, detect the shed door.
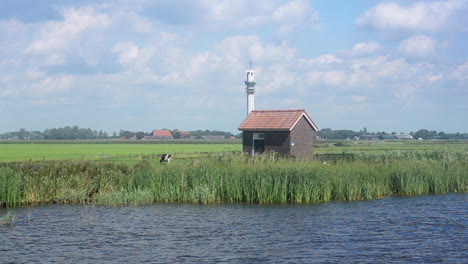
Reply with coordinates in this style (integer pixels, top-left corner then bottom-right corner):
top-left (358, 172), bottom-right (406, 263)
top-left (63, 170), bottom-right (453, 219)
top-left (253, 133), bottom-right (265, 153)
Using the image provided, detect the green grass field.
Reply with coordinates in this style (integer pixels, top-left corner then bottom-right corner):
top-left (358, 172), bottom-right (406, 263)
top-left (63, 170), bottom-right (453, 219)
top-left (0, 143), bottom-right (241, 162)
top-left (1, 140), bottom-right (466, 162)
top-left (314, 140), bottom-right (468, 154)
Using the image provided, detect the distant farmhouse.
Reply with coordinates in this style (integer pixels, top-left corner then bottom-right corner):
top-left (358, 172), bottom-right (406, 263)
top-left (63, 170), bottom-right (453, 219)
top-left (238, 109), bottom-right (318, 159)
top-left (143, 129), bottom-right (174, 140)
top-left (179, 131), bottom-right (192, 139)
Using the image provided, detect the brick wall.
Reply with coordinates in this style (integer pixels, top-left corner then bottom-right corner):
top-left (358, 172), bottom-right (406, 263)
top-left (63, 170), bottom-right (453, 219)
top-left (290, 116), bottom-right (315, 159)
top-left (264, 131), bottom-right (290, 155)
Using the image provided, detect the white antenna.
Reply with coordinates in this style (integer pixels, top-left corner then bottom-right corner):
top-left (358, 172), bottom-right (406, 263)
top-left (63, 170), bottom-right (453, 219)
top-left (245, 61), bottom-right (256, 116)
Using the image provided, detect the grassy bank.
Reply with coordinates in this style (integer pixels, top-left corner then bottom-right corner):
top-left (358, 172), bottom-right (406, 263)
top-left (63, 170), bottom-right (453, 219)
top-left (1, 150), bottom-right (466, 207)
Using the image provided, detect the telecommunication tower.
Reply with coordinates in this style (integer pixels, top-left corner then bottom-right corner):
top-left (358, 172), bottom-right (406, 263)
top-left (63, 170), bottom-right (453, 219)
top-left (245, 62), bottom-right (256, 116)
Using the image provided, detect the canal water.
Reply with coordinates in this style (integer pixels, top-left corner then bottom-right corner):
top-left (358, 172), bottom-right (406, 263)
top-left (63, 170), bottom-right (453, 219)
top-left (1, 193), bottom-right (466, 263)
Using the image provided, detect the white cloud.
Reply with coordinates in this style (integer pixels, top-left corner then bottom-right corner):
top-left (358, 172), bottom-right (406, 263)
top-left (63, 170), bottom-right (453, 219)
top-left (0, 19), bottom-right (27, 36)
top-left (272, 0), bottom-right (320, 35)
top-left (450, 61), bottom-right (468, 80)
top-left (25, 7), bottom-right (111, 55)
top-left (399, 35), bottom-right (436, 58)
top-left (249, 42), bottom-right (296, 63)
top-left (341, 42), bottom-right (381, 57)
top-left (113, 9), bottom-right (154, 33)
top-left (350, 56), bottom-right (414, 81)
top-left (305, 54), bottom-right (343, 64)
top-left (273, 0), bottom-right (309, 21)
top-left (261, 64), bottom-right (299, 94)
top-left (215, 35), bottom-right (296, 65)
top-left (112, 42), bottom-right (139, 65)
top-left (2, 75), bottom-right (77, 98)
top-left (428, 74), bottom-right (443, 83)
top-left (0, 87), bottom-right (19, 97)
top-left (356, 0), bottom-right (467, 32)
top-left (24, 69), bottom-right (47, 81)
top-left (186, 52), bottom-right (221, 78)
top-left (394, 82), bottom-right (420, 100)
top-left (322, 71), bottom-right (348, 86)
top-left (147, 0), bottom-right (321, 35)
top-left (303, 55), bottom-right (437, 102)
top-left (44, 54), bottom-right (66, 66)
top-left (306, 70), bottom-right (348, 88)
top-left (30, 75), bottom-right (74, 95)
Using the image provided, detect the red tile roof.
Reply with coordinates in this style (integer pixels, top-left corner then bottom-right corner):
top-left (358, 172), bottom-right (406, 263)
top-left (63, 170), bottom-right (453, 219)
top-left (152, 130), bottom-right (173, 137)
top-left (238, 109), bottom-right (318, 131)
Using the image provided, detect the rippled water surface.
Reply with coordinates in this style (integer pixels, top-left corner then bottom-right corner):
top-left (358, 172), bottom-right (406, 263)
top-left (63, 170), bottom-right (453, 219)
top-left (1, 193), bottom-right (466, 263)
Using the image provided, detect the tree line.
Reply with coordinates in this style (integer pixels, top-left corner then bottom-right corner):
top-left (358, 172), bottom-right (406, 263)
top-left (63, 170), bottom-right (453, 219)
top-left (1, 126), bottom-right (467, 141)
top-left (316, 128), bottom-right (468, 140)
top-left (0, 126), bottom-right (237, 140)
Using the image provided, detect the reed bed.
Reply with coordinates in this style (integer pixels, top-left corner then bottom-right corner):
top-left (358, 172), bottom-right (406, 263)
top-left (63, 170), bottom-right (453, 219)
top-left (0, 150), bottom-right (466, 207)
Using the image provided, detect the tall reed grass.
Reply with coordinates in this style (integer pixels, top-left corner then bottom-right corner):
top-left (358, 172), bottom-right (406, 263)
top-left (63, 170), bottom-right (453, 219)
top-left (0, 150), bottom-right (466, 207)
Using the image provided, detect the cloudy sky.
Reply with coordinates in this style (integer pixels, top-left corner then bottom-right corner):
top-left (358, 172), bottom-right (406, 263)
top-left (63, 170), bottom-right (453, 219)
top-left (0, 0), bottom-right (467, 134)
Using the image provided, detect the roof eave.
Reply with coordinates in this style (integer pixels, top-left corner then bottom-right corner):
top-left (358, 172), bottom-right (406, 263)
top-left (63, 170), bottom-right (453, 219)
top-left (238, 128), bottom-right (291, 131)
top-left (291, 112), bottom-right (319, 131)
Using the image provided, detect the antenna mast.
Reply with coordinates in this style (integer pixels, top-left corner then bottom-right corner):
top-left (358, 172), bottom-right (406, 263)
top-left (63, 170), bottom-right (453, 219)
top-left (245, 61), bottom-right (256, 116)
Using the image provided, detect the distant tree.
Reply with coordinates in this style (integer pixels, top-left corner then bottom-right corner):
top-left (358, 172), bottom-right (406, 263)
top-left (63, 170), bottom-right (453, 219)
top-left (413, 129), bottom-right (429, 139)
top-left (316, 128), bottom-right (361, 139)
top-left (437, 131), bottom-right (448, 139)
top-left (135, 131), bottom-right (146, 140)
top-left (171, 129), bottom-right (181, 139)
top-left (119, 130), bottom-right (134, 139)
top-left (18, 128), bottom-right (27, 140)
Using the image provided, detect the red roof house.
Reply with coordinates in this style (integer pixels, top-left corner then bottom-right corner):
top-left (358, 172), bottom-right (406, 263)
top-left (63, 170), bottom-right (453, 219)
top-left (238, 109), bottom-right (318, 159)
top-left (179, 131), bottom-right (192, 139)
top-left (143, 129), bottom-right (174, 140)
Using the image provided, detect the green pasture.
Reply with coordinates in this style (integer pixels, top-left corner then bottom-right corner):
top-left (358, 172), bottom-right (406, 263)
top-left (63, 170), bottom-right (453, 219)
top-left (0, 143), bottom-right (241, 162)
top-left (314, 140), bottom-right (468, 154)
top-left (0, 140), bottom-right (467, 162)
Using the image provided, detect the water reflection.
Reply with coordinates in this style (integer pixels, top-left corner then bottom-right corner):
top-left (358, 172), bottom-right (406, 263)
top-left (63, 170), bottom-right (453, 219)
top-left (1, 194), bottom-right (466, 263)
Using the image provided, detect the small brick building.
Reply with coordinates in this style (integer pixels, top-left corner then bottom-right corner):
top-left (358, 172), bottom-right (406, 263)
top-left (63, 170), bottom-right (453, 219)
top-left (238, 109), bottom-right (318, 159)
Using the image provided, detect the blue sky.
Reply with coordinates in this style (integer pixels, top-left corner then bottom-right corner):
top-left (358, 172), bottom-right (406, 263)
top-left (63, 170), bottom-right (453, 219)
top-left (0, 0), bottom-right (467, 134)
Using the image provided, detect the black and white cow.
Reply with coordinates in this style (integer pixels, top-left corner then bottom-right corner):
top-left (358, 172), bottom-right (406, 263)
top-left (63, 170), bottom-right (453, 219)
top-left (160, 154), bottom-right (172, 164)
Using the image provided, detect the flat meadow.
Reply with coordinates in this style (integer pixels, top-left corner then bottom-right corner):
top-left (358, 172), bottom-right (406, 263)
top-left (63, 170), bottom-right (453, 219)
top-left (0, 140), bottom-right (466, 208)
top-left (0, 140), bottom-right (241, 162)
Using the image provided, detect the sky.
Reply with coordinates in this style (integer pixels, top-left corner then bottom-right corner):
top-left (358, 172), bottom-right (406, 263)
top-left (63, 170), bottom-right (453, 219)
top-left (0, 0), bottom-right (467, 134)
